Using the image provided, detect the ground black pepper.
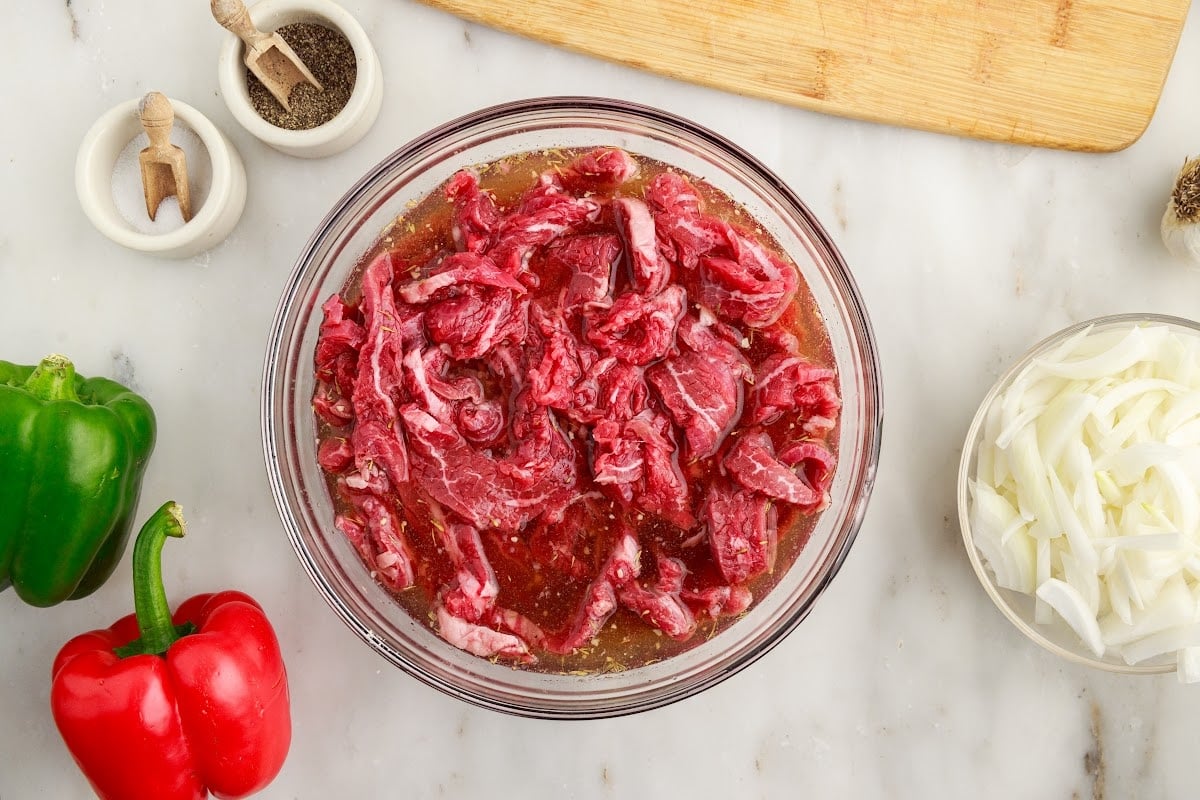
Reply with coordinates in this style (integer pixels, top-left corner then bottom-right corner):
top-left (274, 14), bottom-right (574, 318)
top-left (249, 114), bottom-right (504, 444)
top-left (247, 22), bottom-right (356, 131)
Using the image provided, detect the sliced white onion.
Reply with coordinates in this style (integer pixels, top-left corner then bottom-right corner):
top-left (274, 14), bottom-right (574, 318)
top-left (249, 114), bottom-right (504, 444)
top-left (1036, 579), bottom-right (1105, 657)
top-left (1060, 551), bottom-right (1100, 615)
top-left (1159, 390), bottom-right (1200, 433)
top-left (1037, 391), bottom-right (1097, 468)
top-left (1178, 647), bottom-right (1200, 683)
top-left (1097, 395), bottom-right (1172, 455)
top-left (969, 322), bottom-right (1200, 676)
top-left (1092, 378), bottom-right (1185, 421)
top-left (1032, 325), bottom-right (1148, 379)
top-left (1064, 442), bottom-right (1106, 533)
top-left (995, 404), bottom-right (1047, 451)
top-left (1035, 538), bottom-right (1052, 624)
top-left (1047, 469), bottom-right (1097, 569)
top-left (1167, 419), bottom-right (1200, 448)
top-left (1121, 624), bottom-right (1200, 665)
top-left (1091, 532), bottom-right (1187, 551)
top-left (1099, 575), bottom-right (1194, 647)
top-left (1009, 426), bottom-right (1060, 540)
top-left (969, 479), bottom-right (1035, 593)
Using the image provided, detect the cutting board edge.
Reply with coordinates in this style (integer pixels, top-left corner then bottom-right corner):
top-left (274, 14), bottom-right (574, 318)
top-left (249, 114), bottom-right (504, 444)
top-left (418, 0), bottom-right (1190, 153)
top-left (606, 55), bottom-right (1165, 154)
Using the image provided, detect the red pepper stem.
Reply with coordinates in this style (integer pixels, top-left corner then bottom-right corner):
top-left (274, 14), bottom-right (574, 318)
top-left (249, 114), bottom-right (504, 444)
top-left (24, 354), bottom-right (80, 403)
top-left (126, 501), bottom-right (187, 657)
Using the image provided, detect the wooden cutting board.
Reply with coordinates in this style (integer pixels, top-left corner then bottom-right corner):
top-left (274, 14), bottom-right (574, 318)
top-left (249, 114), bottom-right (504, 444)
top-left (416, 0), bottom-right (1192, 152)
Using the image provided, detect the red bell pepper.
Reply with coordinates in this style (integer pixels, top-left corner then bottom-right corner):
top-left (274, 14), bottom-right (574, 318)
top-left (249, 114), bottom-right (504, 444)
top-left (50, 501), bottom-right (291, 800)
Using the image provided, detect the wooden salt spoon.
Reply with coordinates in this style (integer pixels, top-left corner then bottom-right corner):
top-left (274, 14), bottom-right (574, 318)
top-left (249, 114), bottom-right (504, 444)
top-left (138, 92), bottom-right (193, 223)
top-left (210, 0), bottom-right (323, 112)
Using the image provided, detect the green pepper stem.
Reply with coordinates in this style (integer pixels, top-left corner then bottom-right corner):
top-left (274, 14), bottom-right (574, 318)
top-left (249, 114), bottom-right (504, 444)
top-left (118, 501), bottom-right (187, 658)
top-left (24, 354), bottom-right (80, 403)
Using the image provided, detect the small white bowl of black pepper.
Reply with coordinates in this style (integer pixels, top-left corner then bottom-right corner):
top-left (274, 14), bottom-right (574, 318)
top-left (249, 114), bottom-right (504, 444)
top-left (216, 0), bottom-right (382, 158)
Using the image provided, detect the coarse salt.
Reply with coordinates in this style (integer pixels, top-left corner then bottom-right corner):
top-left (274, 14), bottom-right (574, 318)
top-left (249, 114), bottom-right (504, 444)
top-left (110, 122), bottom-right (212, 235)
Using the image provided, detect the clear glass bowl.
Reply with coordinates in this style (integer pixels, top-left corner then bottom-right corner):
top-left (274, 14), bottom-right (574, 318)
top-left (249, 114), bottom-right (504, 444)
top-left (957, 312), bottom-right (1200, 676)
top-left (262, 97), bottom-right (883, 717)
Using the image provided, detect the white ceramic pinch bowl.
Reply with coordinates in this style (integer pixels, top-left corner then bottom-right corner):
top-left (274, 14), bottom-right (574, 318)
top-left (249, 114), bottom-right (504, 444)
top-left (76, 97), bottom-right (247, 260)
top-left (216, 0), bottom-right (384, 158)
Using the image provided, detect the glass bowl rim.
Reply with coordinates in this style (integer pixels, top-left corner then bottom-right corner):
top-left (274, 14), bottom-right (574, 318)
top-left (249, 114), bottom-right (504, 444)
top-left (262, 94), bottom-right (885, 716)
top-left (956, 311), bottom-right (1200, 675)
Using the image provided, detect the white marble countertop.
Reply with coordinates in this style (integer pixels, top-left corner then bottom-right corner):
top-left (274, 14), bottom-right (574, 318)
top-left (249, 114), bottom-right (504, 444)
top-left (4, 1), bottom-right (1200, 797)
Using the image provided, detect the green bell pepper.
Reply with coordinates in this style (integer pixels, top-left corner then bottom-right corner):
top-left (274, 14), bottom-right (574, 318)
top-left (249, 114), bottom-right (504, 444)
top-left (0, 354), bottom-right (156, 607)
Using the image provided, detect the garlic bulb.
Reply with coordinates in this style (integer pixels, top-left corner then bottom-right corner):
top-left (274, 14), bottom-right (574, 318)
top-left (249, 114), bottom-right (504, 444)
top-left (1162, 157), bottom-right (1200, 264)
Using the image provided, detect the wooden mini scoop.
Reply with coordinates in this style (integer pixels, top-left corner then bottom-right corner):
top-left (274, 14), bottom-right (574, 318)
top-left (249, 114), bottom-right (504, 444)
top-left (138, 92), bottom-right (193, 223)
top-left (210, 0), bottom-right (323, 111)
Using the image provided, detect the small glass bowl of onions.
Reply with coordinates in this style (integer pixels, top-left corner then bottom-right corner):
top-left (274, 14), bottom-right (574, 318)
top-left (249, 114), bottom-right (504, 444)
top-left (958, 313), bottom-right (1200, 681)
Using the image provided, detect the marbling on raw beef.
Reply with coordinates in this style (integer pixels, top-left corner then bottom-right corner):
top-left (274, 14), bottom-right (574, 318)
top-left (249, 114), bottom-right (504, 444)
top-left (312, 146), bottom-right (842, 672)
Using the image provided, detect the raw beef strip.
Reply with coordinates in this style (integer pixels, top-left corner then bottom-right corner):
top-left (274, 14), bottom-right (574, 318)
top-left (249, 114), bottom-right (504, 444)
top-left (659, 214), bottom-right (739, 272)
top-left (647, 315), bottom-right (751, 459)
top-left (405, 347), bottom-right (505, 446)
top-left (618, 553), bottom-right (697, 640)
top-left (777, 441), bottom-right (836, 512)
top-left (436, 520), bottom-right (500, 623)
top-left (683, 314), bottom-right (755, 380)
top-left (435, 603), bottom-right (534, 663)
top-left (565, 356), bottom-right (647, 426)
top-left (484, 344), bottom-right (525, 396)
top-left (547, 531), bottom-right (642, 654)
top-left (402, 412), bottom-right (510, 527)
top-left (332, 512), bottom-right (371, 570)
top-left (646, 172), bottom-right (703, 216)
top-left (335, 490), bottom-right (417, 591)
top-left (456, 400), bottom-right (505, 447)
top-left (504, 391), bottom-right (580, 520)
top-left (401, 347), bottom-right (450, 418)
top-left (696, 233), bottom-right (799, 328)
top-left (488, 178), bottom-right (602, 280)
top-left (760, 326), bottom-right (801, 356)
top-left (613, 197), bottom-right (670, 296)
top-left (594, 359), bottom-right (649, 420)
top-left (590, 418), bottom-right (645, 500)
top-left (397, 252), bottom-right (529, 361)
top-left (315, 295), bottom-right (365, 377)
top-left (313, 302), bottom-right (362, 426)
top-left (681, 584), bottom-right (753, 619)
top-left (749, 353), bottom-right (841, 434)
top-left (445, 170), bottom-right (501, 253)
top-left (558, 147), bottom-right (639, 191)
top-left (348, 255), bottom-right (419, 489)
top-left (527, 302), bottom-right (593, 410)
top-left (419, 348), bottom-right (484, 403)
top-left (429, 514), bottom-right (547, 661)
top-left (489, 607), bottom-right (548, 650)
top-left (546, 234), bottom-right (620, 313)
top-left (702, 480), bottom-right (778, 585)
top-left (646, 173), bottom-right (738, 270)
top-left (584, 285), bottom-right (686, 366)
top-left (625, 409), bottom-right (693, 528)
top-left (401, 402), bottom-right (577, 532)
top-left (343, 423), bottom-right (402, 496)
top-left (425, 286), bottom-right (528, 361)
top-left (396, 252), bottom-right (525, 304)
top-left (313, 382), bottom-right (354, 427)
top-left (646, 171), bottom-right (799, 326)
top-left (549, 578), bottom-right (617, 655)
top-left (591, 408), bottom-right (691, 527)
top-left (317, 437), bottom-right (353, 472)
top-left (724, 431), bottom-right (833, 512)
